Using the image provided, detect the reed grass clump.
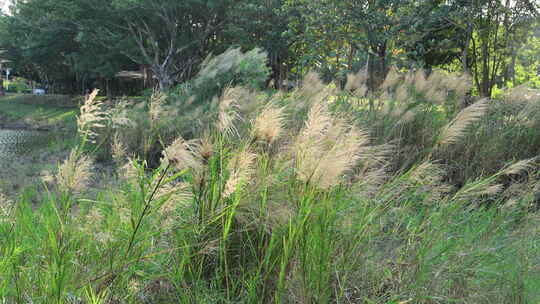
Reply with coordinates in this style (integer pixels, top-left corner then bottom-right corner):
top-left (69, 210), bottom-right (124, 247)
top-left (1, 70), bottom-right (540, 303)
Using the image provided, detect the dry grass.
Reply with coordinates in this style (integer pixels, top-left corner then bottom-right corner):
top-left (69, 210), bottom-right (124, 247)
top-left (252, 103), bottom-right (286, 144)
top-left (56, 149), bottom-right (93, 194)
top-left (2, 69), bottom-right (540, 304)
top-left (77, 89), bottom-right (108, 144)
top-left (437, 98), bottom-right (489, 147)
top-left (162, 136), bottom-right (203, 173)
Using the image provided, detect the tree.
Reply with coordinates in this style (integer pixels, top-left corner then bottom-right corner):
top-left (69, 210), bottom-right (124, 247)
top-left (396, 1), bottom-right (465, 69)
top-left (0, 0), bottom-right (139, 94)
top-left (0, 0), bottom-right (81, 92)
top-left (284, 0), bottom-right (412, 89)
top-left (448, 0), bottom-right (539, 96)
top-left (88, 0), bottom-right (239, 91)
top-left (225, 0), bottom-right (293, 88)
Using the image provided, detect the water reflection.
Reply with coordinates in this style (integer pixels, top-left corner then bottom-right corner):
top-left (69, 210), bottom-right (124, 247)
top-left (0, 129), bottom-right (51, 164)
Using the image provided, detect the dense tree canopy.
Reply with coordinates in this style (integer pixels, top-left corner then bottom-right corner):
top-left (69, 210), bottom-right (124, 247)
top-left (0, 0), bottom-right (538, 96)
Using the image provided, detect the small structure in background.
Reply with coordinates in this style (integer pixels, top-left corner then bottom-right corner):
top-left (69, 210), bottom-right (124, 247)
top-left (0, 53), bottom-right (10, 96)
top-left (33, 88), bottom-right (45, 95)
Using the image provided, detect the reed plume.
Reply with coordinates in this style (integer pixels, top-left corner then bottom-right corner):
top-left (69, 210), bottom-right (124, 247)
top-left (294, 101), bottom-right (370, 189)
top-left (111, 132), bottom-right (127, 166)
top-left (314, 128), bottom-right (369, 189)
top-left (217, 88), bottom-right (241, 137)
top-left (149, 90), bottom-right (168, 125)
top-left (413, 70), bottom-right (428, 94)
top-left (380, 67), bottom-right (400, 90)
top-left (162, 137), bottom-right (203, 173)
top-left (195, 133), bottom-right (214, 161)
top-left (354, 164), bottom-right (389, 196)
top-left (409, 161), bottom-right (453, 203)
top-left (437, 99), bottom-right (489, 147)
top-left (442, 73), bottom-right (472, 97)
top-left (0, 192), bottom-right (14, 224)
top-left (500, 158), bottom-right (537, 176)
top-left (410, 161), bottom-right (445, 185)
top-left (395, 84), bottom-right (409, 103)
top-left (77, 89), bottom-right (108, 143)
top-left (157, 182), bottom-right (193, 231)
top-left (299, 72), bottom-right (326, 98)
top-left (223, 149), bottom-right (256, 198)
top-left (345, 69), bottom-right (368, 92)
top-left (454, 180), bottom-right (504, 201)
top-left (56, 150), bottom-right (93, 194)
top-left (253, 103), bottom-right (286, 144)
top-left (300, 101), bottom-right (332, 140)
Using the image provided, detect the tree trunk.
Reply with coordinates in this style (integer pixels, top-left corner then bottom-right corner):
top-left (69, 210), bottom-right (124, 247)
top-left (347, 44), bottom-right (356, 71)
top-left (142, 64), bottom-right (154, 89)
top-left (462, 23), bottom-right (473, 73)
top-left (154, 65), bottom-right (173, 91)
top-left (481, 38), bottom-right (491, 97)
top-left (367, 43), bottom-right (387, 91)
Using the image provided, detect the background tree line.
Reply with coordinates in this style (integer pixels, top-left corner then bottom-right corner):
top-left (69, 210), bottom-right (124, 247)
top-left (0, 0), bottom-right (538, 97)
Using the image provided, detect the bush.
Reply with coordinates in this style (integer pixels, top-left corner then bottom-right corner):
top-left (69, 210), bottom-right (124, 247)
top-left (5, 77), bottom-right (31, 93)
top-left (171, 47), bottom-right (270, 106)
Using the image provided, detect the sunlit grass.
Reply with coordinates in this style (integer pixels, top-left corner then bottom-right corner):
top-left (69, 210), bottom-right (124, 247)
top-left (1, 71), bottom-right (540, 303)
top-left (0, 94), bottom-right (78, 127)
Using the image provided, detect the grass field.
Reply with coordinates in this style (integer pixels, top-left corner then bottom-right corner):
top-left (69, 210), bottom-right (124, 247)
top-left (0, 94), bottom-right (78, 128)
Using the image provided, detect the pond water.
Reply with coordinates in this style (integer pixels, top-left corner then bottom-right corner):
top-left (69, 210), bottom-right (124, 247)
top-left (0, 129), bottom-right (51, 165)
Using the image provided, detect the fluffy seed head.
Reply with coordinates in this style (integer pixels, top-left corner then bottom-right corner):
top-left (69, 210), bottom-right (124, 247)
top-left (410, 161), bottom-right (445, 185)
top-left (413, 70), bottom-right (428, 94)
top-left (313, 128), bottom-right (369, 189)
top-left (438, 98), bottom-right (489, 147)
top-left (395, 84), bottom-right (409, 103)
top-left (446, 73), bottom-right (472, 97)
top-left (345, 69), bottom-right (368, 92)
top-left (162, 137), bottom-right (203, 173)
top-left (56, 150), bottom-right (93, 194)
top-left (455, 181), bottom-right (504, 201)
top-left (0, 193), bottom-right (14, 224)
top-left (149, 91), bottom-right (168, 124)
top-left (501, 158), bottom-right (537, 176)
top-left (253, 103), bottom-right (286, 144)
top-left (477, 184), bottom-right (504, 196)
top-left (301, 101), bottom-right (332, 141)
top-left (216, 88), bottom-right (241, 137)
top-left (294, 102), bottom-right (370, 189)
top-left (299, 72), bottom-right (325, 97)
top-left (77, 89), bottom-right (108, 143)
top-left (111, 133), bottom-right (127, 166)
top-left (196, 134), bottom-right (214, 161)
top-left (354, 165), bottom-right (389, 196)
top-left (158, 182), bottom-right (192, 219)
top-left (223, 149), bottom-right (256, 198)
top-left (380, 67), bottom-right (401, 90)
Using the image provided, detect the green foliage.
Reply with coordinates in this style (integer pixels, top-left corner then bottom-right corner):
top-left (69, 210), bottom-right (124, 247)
top-left (0, 0), bottom-right (538, 97)
top-left (2, 70), bottom-right (540, 303)
top-left (0, 94), bottom-right (78, 126)
top-left (514, 33), bottom-right (540, 89)
top-left (5, 77), bottom-right (30, 93)
top-left (187, 48), bottom-right (270, 101)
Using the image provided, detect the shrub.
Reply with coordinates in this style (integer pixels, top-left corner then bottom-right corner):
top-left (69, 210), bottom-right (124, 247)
top-left (5, 77), bottom-right (31, 93)
top-left (171, 47), bottom-right (270, 106)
